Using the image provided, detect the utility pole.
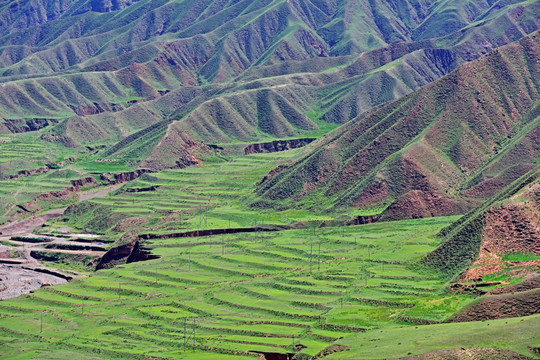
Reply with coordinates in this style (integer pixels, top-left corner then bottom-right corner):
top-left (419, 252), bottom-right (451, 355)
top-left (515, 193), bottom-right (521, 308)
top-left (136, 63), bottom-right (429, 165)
top-left (193, 318), bottom-right (196, 350)
top-left (40, 311), bottom-right (43, 333)
top-left (318, 242), bottom-right (321, 272)
top-left (183, 318), bottom-right (186, 352)
top-left (309, 242), bottom-right (313, 274)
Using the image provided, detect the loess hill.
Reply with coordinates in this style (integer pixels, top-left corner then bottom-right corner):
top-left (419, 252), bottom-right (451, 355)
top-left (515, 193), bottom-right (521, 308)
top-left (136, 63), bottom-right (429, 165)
top-left (256, 30), bottom-right (540, 220)
top-left (0, 1), bottom-right (539, 359)
top-left (0, 0), bottom-right (539, 173)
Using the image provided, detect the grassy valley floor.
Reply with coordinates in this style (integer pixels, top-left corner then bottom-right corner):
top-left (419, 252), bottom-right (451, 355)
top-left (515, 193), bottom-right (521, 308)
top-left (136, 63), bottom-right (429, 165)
top-left (0, 149), bottom-right (538, 359)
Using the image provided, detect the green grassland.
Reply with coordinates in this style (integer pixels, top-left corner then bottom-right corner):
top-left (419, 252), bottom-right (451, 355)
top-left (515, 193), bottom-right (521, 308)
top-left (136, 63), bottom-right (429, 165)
top-left (2, 215), bottom-right (496, 359)
top-left (330, 314), bottom-right (540, 359)
top-left (59, 149), bottom-right (327, 236)
top-left (0, 2), bottom-right (539, 358)
top-left (0, 140), bottom-right (538, 359)
top-left (5, 145), bottom-right (535, 359)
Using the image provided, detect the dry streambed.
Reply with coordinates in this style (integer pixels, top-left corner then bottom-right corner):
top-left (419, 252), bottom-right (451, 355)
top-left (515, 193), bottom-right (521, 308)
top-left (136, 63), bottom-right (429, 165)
top-left (0, 185), bottom-right (121, 300)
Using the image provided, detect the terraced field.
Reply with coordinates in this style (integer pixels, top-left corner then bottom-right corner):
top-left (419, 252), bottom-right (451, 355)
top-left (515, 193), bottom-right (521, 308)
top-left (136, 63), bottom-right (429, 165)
top-left (1, 215), bottom-right (478, 359)
top-left (62, 149), bottom-right (334, 236)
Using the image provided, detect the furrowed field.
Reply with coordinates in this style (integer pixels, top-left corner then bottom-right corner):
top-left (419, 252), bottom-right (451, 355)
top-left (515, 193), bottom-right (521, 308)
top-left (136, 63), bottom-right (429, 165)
top-left (2, 215), bottom-right (479, 359)
top-left (1, 149), bottom-right (538, 359)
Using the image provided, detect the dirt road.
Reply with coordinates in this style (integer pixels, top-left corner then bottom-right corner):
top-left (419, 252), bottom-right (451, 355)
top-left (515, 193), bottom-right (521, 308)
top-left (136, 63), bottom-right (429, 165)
top-left (0, 184), bottom-right (121, 300)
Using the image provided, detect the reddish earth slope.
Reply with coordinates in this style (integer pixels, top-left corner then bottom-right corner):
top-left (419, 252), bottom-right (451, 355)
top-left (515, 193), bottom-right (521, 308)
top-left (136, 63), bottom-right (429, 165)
top-left (257, 31), bottom-right (540, 220)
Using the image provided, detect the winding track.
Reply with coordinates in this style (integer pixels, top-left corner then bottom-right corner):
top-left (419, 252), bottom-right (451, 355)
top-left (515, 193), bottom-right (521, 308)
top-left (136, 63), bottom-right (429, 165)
top-left (0, 184), bottom-right (123, 300)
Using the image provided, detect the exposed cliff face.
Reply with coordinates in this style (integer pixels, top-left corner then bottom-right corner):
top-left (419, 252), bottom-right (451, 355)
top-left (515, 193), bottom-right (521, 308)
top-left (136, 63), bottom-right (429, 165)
top-left (347, 214), bottom-right (380, 225)
top-left (422, 169), bottom-right (539, 280)
top-left (3, 119), bottom-right (58, 133)
top-left (244, 138), bottom-right (316, 155)
top-left (99, 169), bottom-right (151, 184)
top-left (90, 0), bottom-right (140, 13)
top-left (95, 240), bottom-right (156, 270)
top-left (71, 177), bottom-right (97, 189)
top-left (114, 169), bottom-right (148, 184)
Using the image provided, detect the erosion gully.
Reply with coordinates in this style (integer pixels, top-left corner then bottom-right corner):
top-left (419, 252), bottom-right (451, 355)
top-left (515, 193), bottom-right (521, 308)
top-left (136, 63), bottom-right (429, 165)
top-left (0, 184), bottom-right (122, 300)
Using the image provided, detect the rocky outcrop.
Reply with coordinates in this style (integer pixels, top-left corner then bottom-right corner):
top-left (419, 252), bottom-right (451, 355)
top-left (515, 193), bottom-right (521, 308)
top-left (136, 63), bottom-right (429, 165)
top-left (3, 119), bottom-right (58, 133)
top-left (96, 240), bottom-right (157, 270)
top-left (71, 176), bottom-right (97, 189)
top-left (99, 169), bottom-right (151, 185)
top-left (347, 214), bottom-right (380, 225)
top-left (244, 138), bottom-right (316, 155)
top-left (125, 185), bottom-right (159, 193)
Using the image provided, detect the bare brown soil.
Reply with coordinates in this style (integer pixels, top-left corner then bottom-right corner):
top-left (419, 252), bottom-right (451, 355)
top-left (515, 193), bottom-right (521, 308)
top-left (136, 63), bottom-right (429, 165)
top-left (460, 185), bottom-right (539, 282)
top-left (0, 264), bottom-right (67, 300)
top-left (244, 138), bottom-right (315, 155)
top-left (482, 206), bottom-right (540, 255)
top-left (0, 184), bottom-right (122, 299)
top-left (450, 288), bottom-right (540, 322)
top-left (140, 125), bottom-right (209, 171)
top-left (382, 190), bottom-right (470, 220)
top-left (488, 276), bottom-right (540, 295)
top-left (0, 208), bottom-right (66, 237)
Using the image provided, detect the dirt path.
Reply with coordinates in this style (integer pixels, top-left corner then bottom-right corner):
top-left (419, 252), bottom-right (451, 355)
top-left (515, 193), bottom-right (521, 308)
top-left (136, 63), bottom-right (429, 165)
top-left (0, 184), bottom-right (122, 237)
top-left (0, 208), bottom-right (66, 237)
top-left (79, 184), bottom-right (123, 202)
top-left (0, 184), bottom-right (121, 300)
top-left (2, 187), bottom-right (21, 218)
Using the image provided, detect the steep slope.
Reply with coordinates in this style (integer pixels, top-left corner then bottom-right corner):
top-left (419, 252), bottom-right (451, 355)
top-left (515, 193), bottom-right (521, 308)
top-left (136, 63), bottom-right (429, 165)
top-left (256, 31), bottom-right (540, 219)
top-left (1, 0), bottom-right (539, 137)
top-left (421, 167), bottom-right (539, 279)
